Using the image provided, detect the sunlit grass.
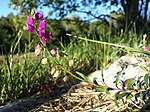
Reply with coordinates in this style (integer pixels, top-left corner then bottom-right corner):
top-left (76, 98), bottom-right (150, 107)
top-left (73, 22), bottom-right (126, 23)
top-left (0, 29), bottom-right (145, 104)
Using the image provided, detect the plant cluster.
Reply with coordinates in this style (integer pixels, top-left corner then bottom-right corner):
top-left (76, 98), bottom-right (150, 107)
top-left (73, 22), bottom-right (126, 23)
top-left (1, 10), bottom-right (150, 111)
top-left (72, 34), bottom-right (150, 110)
top-left (26, 11), bottom-right (56, 58)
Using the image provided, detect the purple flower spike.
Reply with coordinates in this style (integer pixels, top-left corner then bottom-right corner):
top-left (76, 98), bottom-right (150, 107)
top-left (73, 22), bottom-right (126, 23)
top-left (44, 32), bottom-right (52, 40)
top-left (35, 12), bottom-right (43, 20)
top-left (26, 16), bottom-right (34, 25)
top-left (26, 24), bottom-right (34, 32)
top-left (146, 45), bottom-right (150, 52)
top-left (42, 36), bottom-right (47, 45)
top-left (39, 19), bottom-right (46, 30)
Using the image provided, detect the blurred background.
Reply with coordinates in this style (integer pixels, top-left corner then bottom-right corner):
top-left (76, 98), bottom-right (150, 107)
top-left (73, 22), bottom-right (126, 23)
top-left (0, 0), bottom-right (150, 54)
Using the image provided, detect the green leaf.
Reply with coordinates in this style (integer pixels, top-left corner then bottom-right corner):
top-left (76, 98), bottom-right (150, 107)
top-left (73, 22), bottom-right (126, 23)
top-left (117, 92), bottom-right (128, 99)
top-left (127, 79), bottom-right (136, 89)
top-left (114, 97), bottom-right (119, 107)
top-left (140, 66), bottom-right (149, 72)
top-left (93, 77), bottom-right (99, 85)
top-left (94, 86), bottom-right (110, 94)
top-left (114, 91), bottom-right (127, 107)
top-left (137, 76), bottom-right (143, 89)
top-left (126, 92), bottom-right (136, 99)
top-left (144, 74), bottom-right (149, 87)
top-left (115, 70), bottom-right (122, 88)
top-left (76, 71), bottom-right (93, 84)
top-left (140, 91), bottom-right (143, 99)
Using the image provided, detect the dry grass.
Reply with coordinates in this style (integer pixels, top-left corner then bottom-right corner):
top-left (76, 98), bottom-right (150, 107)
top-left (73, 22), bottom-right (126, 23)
top-left (1, 82), bottom-right (150, 112)
top-left (29, 83), bottom-right (150, 112)
top-left (0, 52), bottom-right (40, 64)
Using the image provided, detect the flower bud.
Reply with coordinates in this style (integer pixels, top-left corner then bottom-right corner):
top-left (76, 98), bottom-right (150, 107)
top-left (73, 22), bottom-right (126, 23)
top-left (50, 49), bottom-right (57, 55)
top-left (35, 12), bottom-right (43, 20)
top-left (41, 58), bottom-right (48, 64)
top-left (69, 60), bottom-right (74, 67)
top-left (44, 32), bottom-right (52, 40)
top-left (35, 44), bottom-right (42, 56)
top-left (146, 45), bottom-right (150, 52)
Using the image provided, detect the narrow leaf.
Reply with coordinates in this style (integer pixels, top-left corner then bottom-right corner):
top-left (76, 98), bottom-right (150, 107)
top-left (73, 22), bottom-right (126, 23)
top-left (139, 91), bottom-right (143, 99)
top-left (127, 79), bottom-right (136, 89)
top-left (76, 71), bottom-right (93, 84)
top-left (126, 92), bottom-right (136, 99)
top-left (117, 92), bottom-right (128, 99)
top-left (144, 74), bottom-right (149, 86)
top-left (94, 86), bottom-right (110, 94)
top-left (115, 70), bottom-right (122, 88)
top-left (140, 66), bottom-right (148, 72)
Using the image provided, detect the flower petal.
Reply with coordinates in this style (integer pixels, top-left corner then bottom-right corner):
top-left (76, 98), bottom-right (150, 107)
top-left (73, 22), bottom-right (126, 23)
top-left (26, 16), bottom-right (35, 25)
top-left (39, 19), bottom-right (46, 30)
top-left (44, 32), bottom-right (52, 40)
top-left (146, 45), bottom-right (150, 52)
top-left (38, 29), bottom-right (45, 36)
top-left (26, 24), bottom-right (34, 32)
top-left (42, 36), bottom-right (47, 45)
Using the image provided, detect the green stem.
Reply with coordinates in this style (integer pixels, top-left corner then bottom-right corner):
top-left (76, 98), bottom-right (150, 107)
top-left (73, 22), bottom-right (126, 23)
top-left (48, 51), bottom-right (85, 82)
top-left (67, 34), bottom-right (150, 56)
top-left (35, 33), bottom-right (86, 82)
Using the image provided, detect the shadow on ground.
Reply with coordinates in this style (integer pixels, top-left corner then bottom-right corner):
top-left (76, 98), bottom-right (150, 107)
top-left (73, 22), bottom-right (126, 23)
top-left (0, 79), bottom-right (80, 112)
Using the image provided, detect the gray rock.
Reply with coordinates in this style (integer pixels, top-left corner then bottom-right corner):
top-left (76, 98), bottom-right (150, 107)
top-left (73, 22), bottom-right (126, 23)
top-left (88, 54), bottom-right (149, 89)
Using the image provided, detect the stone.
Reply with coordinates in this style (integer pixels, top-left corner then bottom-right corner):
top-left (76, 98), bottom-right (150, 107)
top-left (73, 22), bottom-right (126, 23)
top-left (88, 54), bottom-right (150, 89)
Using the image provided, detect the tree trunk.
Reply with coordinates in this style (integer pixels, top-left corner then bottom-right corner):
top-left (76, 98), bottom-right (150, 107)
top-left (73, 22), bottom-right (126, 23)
top-left (144, 0), bottom-right (149, 22)
top-left (120, 0), bottom-right (139, 32)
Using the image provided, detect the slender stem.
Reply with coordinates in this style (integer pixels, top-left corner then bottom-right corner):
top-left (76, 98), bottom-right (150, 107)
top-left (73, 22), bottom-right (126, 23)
top-left (28, 31), bottom-right (31, 57)
top-left (36, 33), bottom-right (86, 82)
top-left (67, 34), bottom-right (150, 55)
top-left (47, 50), bottom-right (85, 82)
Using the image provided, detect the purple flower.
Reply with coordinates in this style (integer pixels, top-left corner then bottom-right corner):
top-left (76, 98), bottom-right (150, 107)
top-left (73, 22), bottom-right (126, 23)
top-left (38, 29), bottom-right (45, 36)
top-left (42, 36), bottom-right (47, 45)
top-left (26, 16), bottom-right (35, 25)
top-left (146, 45), bottom-right (150, 52)
top-left (44, 32), bottom-right (52, 39)
top-left (35, 12), bottom-right (43, 20)
top-left (26, 24), bottom-right (34, 32)
top-left (39, 19), bottom-right (46, 30)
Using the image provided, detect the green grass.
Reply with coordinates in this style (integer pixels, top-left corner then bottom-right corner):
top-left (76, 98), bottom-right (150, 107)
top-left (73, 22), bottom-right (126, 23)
top-left (0, 29), bottom-right (146, 104)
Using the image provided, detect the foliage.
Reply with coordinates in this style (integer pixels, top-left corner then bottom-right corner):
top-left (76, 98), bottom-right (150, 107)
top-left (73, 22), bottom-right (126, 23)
top-left (0, 13), bottom-right (115, 54)
top-left (0, 22), bottom-right (147, 105)
top-left (0, 14), bottom-right (17, 54)
top-left (70, 34), bottom-right (150, 110)
top-left (1, 7), bottom-right (150, 111)
top-left (9, 0), bottom-right (150, 33)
